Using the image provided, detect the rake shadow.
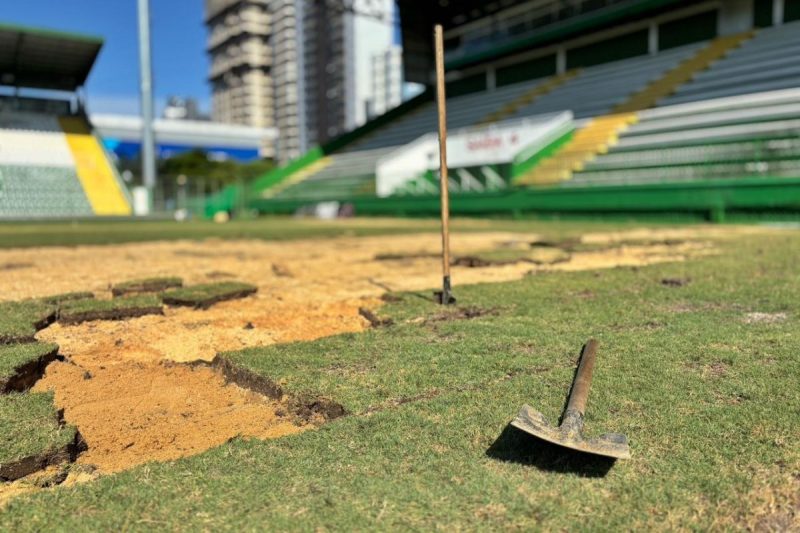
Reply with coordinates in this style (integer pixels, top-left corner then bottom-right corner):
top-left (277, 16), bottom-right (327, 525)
top-left (486, 424), bottom-right (616, 478)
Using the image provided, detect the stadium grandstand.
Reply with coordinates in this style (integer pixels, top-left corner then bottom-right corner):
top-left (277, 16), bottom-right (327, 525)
top-left (215, 0), bottom-right (800, 222)
top-left (0, 23), bottom-right (132, 218)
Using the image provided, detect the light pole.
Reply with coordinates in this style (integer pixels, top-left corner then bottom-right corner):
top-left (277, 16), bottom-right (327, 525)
top-left (137, 0), bottom-right (157, 213)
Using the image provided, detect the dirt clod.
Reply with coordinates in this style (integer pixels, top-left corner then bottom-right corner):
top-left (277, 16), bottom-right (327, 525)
top-left (358, 307), bottom-right (393, 328)
top-left (661, 277), bottom-right (690, 287)
top-left (452, 256), bottom-right (500, 268)
top-left (423, 306), bottom-right (498, 324)
top-left (271, 264), bottom-right (293, 277)
top-left (0, 262), bottom-right (33, 271)
top-left (206, 271), bottom-right (235, 279)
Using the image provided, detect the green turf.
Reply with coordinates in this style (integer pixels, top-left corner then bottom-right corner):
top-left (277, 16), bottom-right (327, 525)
top-left (161, 282), bottom-right (257, 308)
top-left (0, 229), bottom-right (797, 529)
top-left (112, 277), bottom-right (183, 297)
top-left (36, 292), bottom-right (95, 305)
top-left (0, 343), bottom-right (58, 388)
top-left (0, 392), bottom-right (77, 470)
top-left (0, 301), bottom-right (56, 344)
top-left (0, 218), bottom-right (650, 248)
top-left (58, 295), bottom-right (163, 324)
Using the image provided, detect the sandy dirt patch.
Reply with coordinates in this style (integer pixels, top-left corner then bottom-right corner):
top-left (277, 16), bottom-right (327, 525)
top-left (0, 226), bottom-right (772, 483)
top-left (33, 358), bottom-right (302, 473)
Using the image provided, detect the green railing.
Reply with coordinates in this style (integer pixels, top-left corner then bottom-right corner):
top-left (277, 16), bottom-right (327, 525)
top-left (249, 176), bottom-right (800, 223)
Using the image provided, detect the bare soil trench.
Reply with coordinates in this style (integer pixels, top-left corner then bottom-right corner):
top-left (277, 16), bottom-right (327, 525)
top-left (32, 354), bottom-right (303, 474)
top-left (0, 227), bottom-right (771, 499)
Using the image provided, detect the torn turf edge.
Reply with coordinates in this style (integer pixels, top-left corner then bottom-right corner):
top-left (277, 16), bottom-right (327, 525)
top-left (0, 413), bottom-right (86, 482)
top-left (0, 344), bottom-right (59, 393)
top-left (162, 286), bottom-right (258, 310)
top-left (208, 355), bottom-right (346, 423)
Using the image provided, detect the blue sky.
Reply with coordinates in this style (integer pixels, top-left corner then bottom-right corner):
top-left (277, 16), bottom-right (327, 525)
top-left (0, 0), bottom-right (210, 115)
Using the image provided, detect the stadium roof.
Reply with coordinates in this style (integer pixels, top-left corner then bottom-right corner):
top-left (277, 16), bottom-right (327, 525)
top-left (0, 22), bottom-right (103, 92)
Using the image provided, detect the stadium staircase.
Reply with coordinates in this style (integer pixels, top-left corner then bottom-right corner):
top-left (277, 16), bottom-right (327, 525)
top-left (260, 156), bottom-right (333, 199)
top-left (516, 32), bottom-right (753, 185)
top-left (58, 116), bottom-right (132, 216)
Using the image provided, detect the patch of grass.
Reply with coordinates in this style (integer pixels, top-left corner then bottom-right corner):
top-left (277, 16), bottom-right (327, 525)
top-left (0, 301), bottom-right (56, 344)
top-left (58, 295), bottom-right (163, 325)
top-left (0, 343), bottom-right (59, 392)
top-left (454, 247), bottom-right (571, 266)
top-left (0, 392), bottom-right (79, 481)
top-left (0, 218), bottom-right (647, 249)
top-left (161, 282), bottom-right (257, 309)
top-left (111, 277), bottom-right (183, 297)
top-left (1, 229), bottom-right (798, 529)
top-left (36, 292), bottom-right (94, 305)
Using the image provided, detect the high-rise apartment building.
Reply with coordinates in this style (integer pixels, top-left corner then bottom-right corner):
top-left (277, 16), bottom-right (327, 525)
top-left (368, 45), bottom-right (403, 119)
top-left (299, 0), bottom-right (395, 148)
top-left (271, 0), bottom-right (302, 160)
top-left (206, 0), bottom-right (302, 161)
top-left (206, 0), bottom-right (399, 159)
top-left (205, 0), bottom-right (275, 156)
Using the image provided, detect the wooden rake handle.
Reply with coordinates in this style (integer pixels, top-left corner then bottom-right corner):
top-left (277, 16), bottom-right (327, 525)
top-left (565, 339), bottom-right (599, 416)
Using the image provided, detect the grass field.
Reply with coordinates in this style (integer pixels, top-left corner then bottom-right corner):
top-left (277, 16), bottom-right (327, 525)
top-left (0, 218), bottom-right (797, 530)
top-left (0, 217), bottom-right (645, 249)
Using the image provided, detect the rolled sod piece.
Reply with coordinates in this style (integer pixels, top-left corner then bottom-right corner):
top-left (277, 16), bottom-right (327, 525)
top-left (58, 295), bottom-right (163, 325)
top-left (112, 277), bottom-right (183, 297)
top-left (0, 392), bottom-right (83, 481)
top-left (0, 300), bottom-right (57, 344)
top-left (161, 282), bottom-right (257, 309)
top-left (0, 342), bottom-right (59, 393)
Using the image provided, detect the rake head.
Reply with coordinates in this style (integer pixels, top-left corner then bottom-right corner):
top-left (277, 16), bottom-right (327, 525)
top-left (511, 404), bottom-right (631, 460)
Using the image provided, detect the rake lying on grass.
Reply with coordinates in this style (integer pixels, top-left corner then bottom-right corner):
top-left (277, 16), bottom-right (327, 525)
top-left (511, 339), bottom-right (631, 460)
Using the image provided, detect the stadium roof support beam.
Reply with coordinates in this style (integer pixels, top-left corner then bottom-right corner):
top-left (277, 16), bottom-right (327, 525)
top-left (138, 0), bottom-right (157, 208)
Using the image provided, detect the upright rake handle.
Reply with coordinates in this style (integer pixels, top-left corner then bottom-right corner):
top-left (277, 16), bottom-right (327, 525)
top-left (434, 24), bottom-right (453, 303)
top-left (565, 339), bottom-right (599, 416)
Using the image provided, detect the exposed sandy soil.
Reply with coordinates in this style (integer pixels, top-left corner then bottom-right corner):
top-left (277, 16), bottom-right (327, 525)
top-left (33, 359), bottom-right (302, 473)
top-left (0, 226), bottom-right (771, 483)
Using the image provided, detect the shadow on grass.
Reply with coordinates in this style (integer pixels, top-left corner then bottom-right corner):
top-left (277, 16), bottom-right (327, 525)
top-left (486, 424), bottom-right (615, 478)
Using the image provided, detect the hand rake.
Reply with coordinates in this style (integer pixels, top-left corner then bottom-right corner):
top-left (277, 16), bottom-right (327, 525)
top-left (511, 339), bottom-right (631, 460)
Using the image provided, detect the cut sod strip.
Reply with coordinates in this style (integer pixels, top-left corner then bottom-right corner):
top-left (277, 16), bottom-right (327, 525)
top-left (0, 342), bottom-right (59, 393)
top-left (0, 301), bottom-right (57, 345)
top-left (0, 392), bottom-right (82, 482)
top-left (58, 295), bottom-right (163, 325)
top-left (161, 282), bottom-right (257, 309)
top-left (111, 277), bottom-right (183, 297)
top-left (37, 292), bottom-right (95, 306)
